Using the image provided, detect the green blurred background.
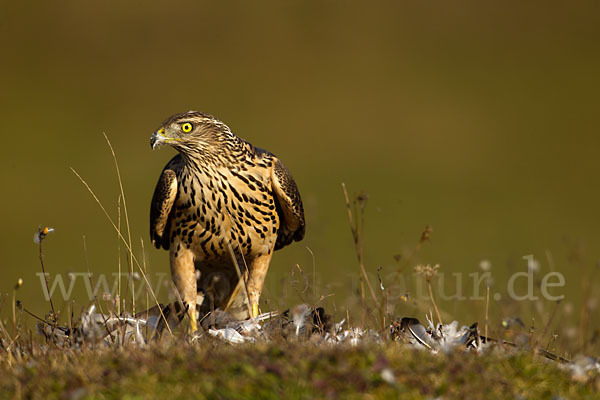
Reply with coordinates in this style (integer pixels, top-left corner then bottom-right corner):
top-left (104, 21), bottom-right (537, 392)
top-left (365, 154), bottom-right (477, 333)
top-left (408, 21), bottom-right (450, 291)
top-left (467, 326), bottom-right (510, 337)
top-left (1, 1), bottom-right (599, 345)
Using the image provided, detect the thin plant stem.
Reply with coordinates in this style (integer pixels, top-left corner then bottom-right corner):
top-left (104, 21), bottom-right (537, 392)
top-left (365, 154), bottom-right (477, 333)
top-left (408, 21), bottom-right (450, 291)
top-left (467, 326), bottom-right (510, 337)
top-left (485, 285), bottom-right (490, 340)
top-left (71, 167), bottom-right (173, 336)
top-left (306, 246), bottom-right (317, 304)
top-left (226, 243), bottom-right (253, 318)
top-left (141, 238), bottom-right (150, 339)
top-left (427, 281), bottom-right (442, 326)
top-left (539, 300), bottom-right (561, 350)
top-left (341, 183), bottom-right (380, 308)
top-left (117, 195), bottom-right (122, 315)
top-left (388, 226), bottom-right (431, 296)
top-left (11, 289), bottom-right (17, 336)
top-left (102, 133), bottom-right (135, 315)
top-left (37, 228), bottom-right (56, 322)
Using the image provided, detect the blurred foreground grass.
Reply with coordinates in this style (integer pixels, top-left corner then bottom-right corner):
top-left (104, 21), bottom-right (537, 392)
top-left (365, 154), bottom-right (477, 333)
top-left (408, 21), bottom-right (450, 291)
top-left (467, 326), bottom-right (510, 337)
top-left (1, 340), bottom-right (597, 399)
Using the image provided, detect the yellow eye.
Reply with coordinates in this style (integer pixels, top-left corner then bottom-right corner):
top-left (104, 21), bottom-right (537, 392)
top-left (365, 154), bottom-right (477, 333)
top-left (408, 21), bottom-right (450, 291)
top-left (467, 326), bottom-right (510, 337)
top-left (181, 122), bottom-right (193, 133)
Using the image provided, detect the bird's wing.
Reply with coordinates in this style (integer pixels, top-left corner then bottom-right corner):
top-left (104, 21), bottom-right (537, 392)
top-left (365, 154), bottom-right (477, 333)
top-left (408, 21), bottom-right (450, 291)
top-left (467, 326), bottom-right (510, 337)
top-left (150, 155), bottom-right (182, 250)
top-left (270, 158), bottom-right (305, 250)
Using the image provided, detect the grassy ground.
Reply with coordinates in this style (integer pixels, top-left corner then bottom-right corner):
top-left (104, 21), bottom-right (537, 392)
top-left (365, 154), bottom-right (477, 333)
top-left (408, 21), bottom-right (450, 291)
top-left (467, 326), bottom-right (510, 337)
top-left (1, 222), bottom-right (598, 399)
top-left (0, 196), bottom-right (596, 399)
top-left (1, 338), bottom-right (598, 400)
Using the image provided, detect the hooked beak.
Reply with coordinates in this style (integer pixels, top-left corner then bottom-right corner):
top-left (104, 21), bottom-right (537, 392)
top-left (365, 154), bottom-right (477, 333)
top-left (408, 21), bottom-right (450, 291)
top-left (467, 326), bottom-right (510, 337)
top-left (150, 129), bottom-right (168, 150)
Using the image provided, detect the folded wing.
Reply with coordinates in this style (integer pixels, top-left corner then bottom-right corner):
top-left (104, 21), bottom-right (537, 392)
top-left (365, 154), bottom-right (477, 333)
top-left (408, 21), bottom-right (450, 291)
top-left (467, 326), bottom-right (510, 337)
top-left (150, 155), bottom-right (182, 250)
top-left (271, 158), bottom-right (305, 250)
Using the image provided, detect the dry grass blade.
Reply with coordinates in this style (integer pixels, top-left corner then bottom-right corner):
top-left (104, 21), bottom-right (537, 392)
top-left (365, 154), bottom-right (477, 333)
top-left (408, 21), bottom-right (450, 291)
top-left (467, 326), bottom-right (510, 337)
top-left (538, 300), bottom-right (561, 350)
top-left (427, 281), bottom-right (443, 326)
top-left (485, 285), bottom-right (490, 341)
top-left (102, 133), bottom-right (135, 315)
top-left (140, 238), bottom-right (150, 337)
top-left (117, 195), bottom-right (122, 315)
top-left (225, 243), bottom-right (253, 318)
top-left (306, 246), bottom-right (317, 304)
top-left (70, 167), bottom-right (173, 336)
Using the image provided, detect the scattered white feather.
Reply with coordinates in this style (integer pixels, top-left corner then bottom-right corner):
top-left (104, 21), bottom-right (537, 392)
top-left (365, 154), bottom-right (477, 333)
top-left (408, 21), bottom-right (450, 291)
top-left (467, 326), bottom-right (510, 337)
top-left (38, 304), bottom-right (600, 386)
top-left (563, 355), bottom-right (600, 383)
top-left (209, 327), bottom-right (252, 344)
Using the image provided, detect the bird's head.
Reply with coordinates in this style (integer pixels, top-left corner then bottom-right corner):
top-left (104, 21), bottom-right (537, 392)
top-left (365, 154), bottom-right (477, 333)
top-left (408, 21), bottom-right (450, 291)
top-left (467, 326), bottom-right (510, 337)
top-left (150, 111), bottom-right (232, 155)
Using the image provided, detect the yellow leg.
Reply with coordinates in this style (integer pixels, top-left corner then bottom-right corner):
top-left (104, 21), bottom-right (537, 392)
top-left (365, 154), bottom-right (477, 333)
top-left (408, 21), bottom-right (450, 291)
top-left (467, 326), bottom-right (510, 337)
top-left (170, 245), bottom-right (198, 332)
top-left (247, 252), bottom-right (272, 319)
top-left (189, 306), bottom-right (198, 332)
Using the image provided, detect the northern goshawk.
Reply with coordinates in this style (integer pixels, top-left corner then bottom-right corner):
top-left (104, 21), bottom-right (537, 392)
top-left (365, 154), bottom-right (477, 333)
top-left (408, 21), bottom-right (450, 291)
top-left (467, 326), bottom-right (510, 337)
top-left (150, 111), bottom-right (305, 332)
